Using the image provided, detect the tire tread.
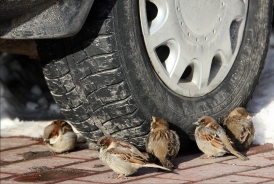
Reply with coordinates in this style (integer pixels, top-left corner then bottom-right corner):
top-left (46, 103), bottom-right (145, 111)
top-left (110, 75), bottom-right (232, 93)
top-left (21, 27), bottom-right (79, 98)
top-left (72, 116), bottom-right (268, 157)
top-left (37, 0), bottom-right (148, 147)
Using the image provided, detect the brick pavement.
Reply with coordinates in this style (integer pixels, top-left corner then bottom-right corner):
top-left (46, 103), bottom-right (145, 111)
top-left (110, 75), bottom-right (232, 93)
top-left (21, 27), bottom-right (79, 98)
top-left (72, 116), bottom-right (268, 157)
top-left (0, 136), bottom-right (273, 184)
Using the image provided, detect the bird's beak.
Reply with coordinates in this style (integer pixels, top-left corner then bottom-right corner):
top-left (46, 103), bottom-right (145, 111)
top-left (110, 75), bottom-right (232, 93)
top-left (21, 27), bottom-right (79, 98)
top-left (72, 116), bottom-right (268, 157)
top-left (193, 121), bottom-right (201, 126)
top-left (96, 145), bottom-right (101, 152)
top-left (246, 115), bottom-right (252, 120)
top-left (44, 139), bottom-right (49, 144)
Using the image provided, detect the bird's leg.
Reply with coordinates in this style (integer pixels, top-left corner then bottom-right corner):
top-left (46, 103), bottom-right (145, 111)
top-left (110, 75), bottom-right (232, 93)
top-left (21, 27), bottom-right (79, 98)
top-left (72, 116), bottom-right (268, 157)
top-left (117, 174), bottom-right (126, 179)
top-left (200, 154), bottom-right (215, 159)
top-left (116, 174), bottom-right (127, 179)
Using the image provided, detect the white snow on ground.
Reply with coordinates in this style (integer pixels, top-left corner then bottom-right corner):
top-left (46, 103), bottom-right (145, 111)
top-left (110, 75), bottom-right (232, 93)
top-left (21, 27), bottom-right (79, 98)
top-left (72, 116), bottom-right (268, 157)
top-left (0, 33), bottom-right (274, 146)
top-left (0, 54), bottom-right (64, 138)
top-left (0, 80), bottom-right (62, 138)
top-left (247, 32), bottom-right (274, 145)
top-left (0, 118), bottom-right (51, 138)
top-left (0, 79), bottom-right (79, 137)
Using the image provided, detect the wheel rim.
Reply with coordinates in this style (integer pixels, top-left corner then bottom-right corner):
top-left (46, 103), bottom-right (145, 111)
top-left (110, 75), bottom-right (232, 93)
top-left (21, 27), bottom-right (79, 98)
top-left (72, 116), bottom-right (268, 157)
top-left (139, 0), bottom-right (248, 97)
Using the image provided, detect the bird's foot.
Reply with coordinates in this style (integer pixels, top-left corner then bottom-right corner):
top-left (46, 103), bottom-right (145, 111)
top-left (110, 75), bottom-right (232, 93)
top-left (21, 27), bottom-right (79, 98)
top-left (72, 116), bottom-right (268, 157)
top-left (116, 174), bottom-right (127, 179)
top-left (109, 173), bottom-right (127, 179)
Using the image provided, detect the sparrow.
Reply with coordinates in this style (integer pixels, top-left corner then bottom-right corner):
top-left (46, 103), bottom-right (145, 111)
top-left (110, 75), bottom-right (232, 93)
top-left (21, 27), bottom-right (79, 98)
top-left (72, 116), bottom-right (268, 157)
top-left (223, 107), bottom-right (255, 149)
top-left (43, 120), bottom-right (77, 154)
top-left (193, 116), bottom-right (248, 161)
top-left (146, 116), bottom-right (180, 169)
top-left (97, 136), bottom-right (171, 179)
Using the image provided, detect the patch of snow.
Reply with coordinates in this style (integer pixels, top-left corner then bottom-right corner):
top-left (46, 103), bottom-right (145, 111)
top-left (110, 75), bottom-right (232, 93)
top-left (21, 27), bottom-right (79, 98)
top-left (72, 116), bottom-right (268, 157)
top-left (37, 97), bottom-right (48, 105)
top-left (0, 54), bottom-right (64, 138)
top-left (26, 102), bottom-right (39, 110)
top-left (252, 103), bottom-right (274, 145)
top-left (247, 32), bottom-right (274, 145)
top-left (0, 118), bottom-right (50, 138)
top-left (49, 104), bottom-right (61, 113)
top-left (31, 85), bottom-right (42, 96)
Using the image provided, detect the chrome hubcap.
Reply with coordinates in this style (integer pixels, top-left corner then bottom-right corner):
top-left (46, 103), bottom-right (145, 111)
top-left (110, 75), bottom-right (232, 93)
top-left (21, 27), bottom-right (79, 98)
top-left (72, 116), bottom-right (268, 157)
top-left (139, 0), bottom-right (248, 97)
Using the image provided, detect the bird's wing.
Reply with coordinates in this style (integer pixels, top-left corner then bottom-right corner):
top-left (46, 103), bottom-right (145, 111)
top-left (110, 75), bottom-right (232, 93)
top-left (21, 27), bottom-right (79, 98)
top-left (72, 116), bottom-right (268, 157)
top-left (168, 130), bottom-right (180, 159)
top-left (145, 132), bottom-right (153, 152)
top-left (238, 118), bottom-right (253, 143)
top-left (61, 125), bottom-right (73, 134)
top-left (199, 124), bottom-right (225, 150)
top-left (117, 140), bottom-right (149, 160)
top-left (108, 147), bottom-right (147, 165)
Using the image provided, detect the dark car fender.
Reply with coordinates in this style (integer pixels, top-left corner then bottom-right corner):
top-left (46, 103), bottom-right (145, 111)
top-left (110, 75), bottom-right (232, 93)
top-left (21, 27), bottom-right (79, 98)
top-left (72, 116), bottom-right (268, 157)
top-left (0, 0), bottom-right (94, 39)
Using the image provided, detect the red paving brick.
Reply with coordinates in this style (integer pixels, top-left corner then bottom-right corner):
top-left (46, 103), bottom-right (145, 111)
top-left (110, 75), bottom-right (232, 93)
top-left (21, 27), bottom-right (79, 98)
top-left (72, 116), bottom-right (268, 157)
top-left (0, 137), bottom-right (38, 151)
top-left (131, 177), bottom-right (189, 183)
top-left (246, 144), bottom-right (274, 155)
top-left (10, 168), bottom-right (92, 183)
top-left (1, 144), bottom-right (48, 162)
top-left (0, 179), bottom-right (48, 184)
top-left (56, 149), bottom-right (99, 160)
top-left (0, 179), bottom-right (45, 184)
top-left (74, 171), bottom-right (121, 184)
top-left (261, 180), bottom-right (274, 184)
top-left (257, 150), bottom-right (274, 158)
top-left (196, 175), bottom-right (272, 183)
top-left (64, 159), bottom-right (111, 172)
top-left (0, 137), bottom-right (273, 183)
top-left (157, 163), bottom-right (255, 182)
top-left (174, 153), bottom-right (235, 170)
top-left (222, 154), bottom-right (274, 167)
top-left (75, 168), bottom-right (169, 184)
top-left (239, 166), bottom-right (274, 179)
top-left (0, 173), bottom-right (12, 179)
top-left (57, 180), bottom-right (91, 183)
top-left (1, 157), bottom-right (83, 174)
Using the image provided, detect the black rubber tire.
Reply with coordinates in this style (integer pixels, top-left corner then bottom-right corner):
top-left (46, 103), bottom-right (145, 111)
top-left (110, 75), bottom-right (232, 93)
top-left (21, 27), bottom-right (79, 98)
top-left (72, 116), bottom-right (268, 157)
top-left (37, 0), bottom-right (273, 149)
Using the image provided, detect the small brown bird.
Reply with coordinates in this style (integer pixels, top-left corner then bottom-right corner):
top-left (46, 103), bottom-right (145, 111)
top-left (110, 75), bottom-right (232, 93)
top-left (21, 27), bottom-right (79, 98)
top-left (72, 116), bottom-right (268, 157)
top-left (223, 107), bottom-right (255, 149)
top-left (193, 116), bottom-right (248, 161)
top-left (146, 116), bottom-right (180, 169)
top-left (97, 136), bottom-right (171, 179)
top-left (44, 120), bottom-right (77, 154)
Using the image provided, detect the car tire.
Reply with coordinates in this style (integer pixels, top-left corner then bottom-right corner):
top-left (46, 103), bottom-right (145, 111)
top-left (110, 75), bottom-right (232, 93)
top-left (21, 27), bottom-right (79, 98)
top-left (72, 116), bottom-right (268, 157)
top-left (37, 0), bottom-right (273, 149)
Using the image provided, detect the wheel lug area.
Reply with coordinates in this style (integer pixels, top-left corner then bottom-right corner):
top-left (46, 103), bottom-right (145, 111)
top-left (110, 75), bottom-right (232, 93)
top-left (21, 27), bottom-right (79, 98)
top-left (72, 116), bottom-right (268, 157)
top-left (175, 0), bottom-right (226, 44)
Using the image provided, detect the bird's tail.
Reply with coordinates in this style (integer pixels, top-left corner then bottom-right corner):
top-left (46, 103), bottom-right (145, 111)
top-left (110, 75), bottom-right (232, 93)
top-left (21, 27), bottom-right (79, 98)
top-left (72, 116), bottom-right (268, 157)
top-left (220, 132), bottom-right (249, 161)
top-left (143, 163), bottom-right (171, 171)
top-left (232, 151), bottom-right (249, 161)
